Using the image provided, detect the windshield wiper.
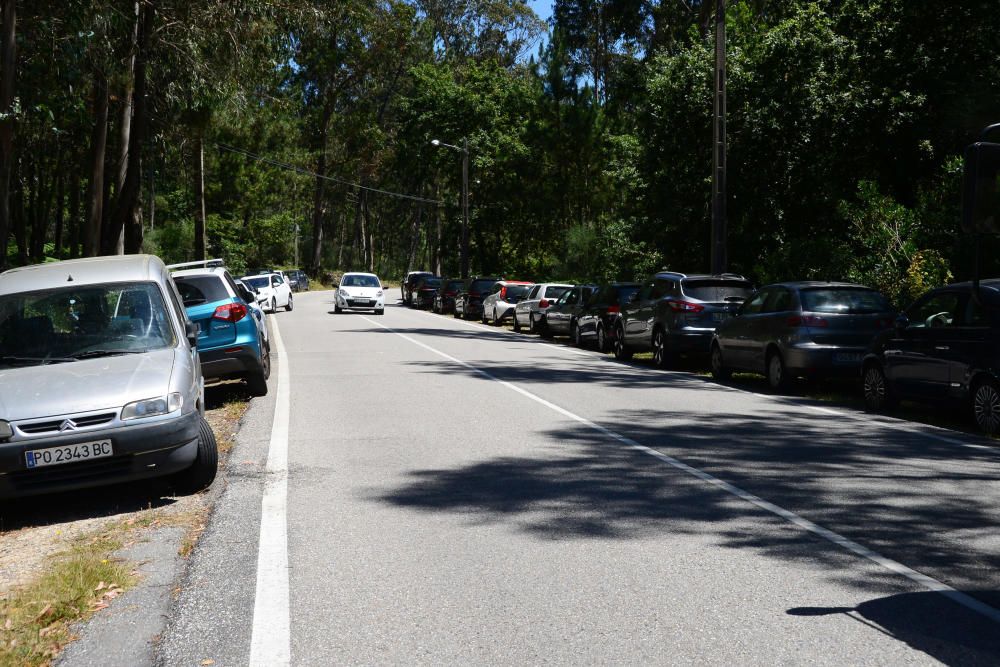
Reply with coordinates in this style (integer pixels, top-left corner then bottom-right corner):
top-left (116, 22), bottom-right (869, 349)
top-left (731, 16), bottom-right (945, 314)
top-left (0, 355), bottom-right (77, 366)
top-left (71, 349), bottom-right (147, 360)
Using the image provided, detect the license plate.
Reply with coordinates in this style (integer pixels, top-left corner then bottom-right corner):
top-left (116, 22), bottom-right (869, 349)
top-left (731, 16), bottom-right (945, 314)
top-left (25, 440), bottom-right (113, 469)
top-left (713, 313), bottom-right (728, 322)
top-left (833, 352), bottom-right (863, 364)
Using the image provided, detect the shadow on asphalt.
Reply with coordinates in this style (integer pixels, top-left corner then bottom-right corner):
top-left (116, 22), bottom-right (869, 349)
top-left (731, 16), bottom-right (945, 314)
top-left (789, 591), bottom-right (1000, 665)
top-left (0, 382), bottom-right (246, 531)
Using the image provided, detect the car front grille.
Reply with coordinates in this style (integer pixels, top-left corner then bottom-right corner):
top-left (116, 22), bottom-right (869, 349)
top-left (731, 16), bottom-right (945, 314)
top-left (17, 413), bottom-right (117, 436)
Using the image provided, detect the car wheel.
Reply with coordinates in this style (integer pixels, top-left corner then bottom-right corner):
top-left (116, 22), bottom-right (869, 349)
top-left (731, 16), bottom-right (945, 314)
top-left (539, 319), bottom-right (553, 339)
top-left (766, 350), bottom-right (789, 392)
top-left (613, 325), bottom-right (633, 360)
top-left (863, 363), bottom-right (895, 412)
top-left (270, 298), bottom-right (277, 313)
top-left (596, 323), bottom-right (609, 353)
top-left (334, 303), bottom-right (342, 314)
top-left (513, 313), bottom-right (521, 332)
top-left (171, 416), bottom-right (218, 494)
top-left (375, 308), bottom-right (384, 316)
top-left (433, 302), bottom-right (440, 314)
top-left (492, 308), bottom-right (499, 326)
top-left (571, 320), bottom-right (582, 347)
top-left (710, 343), bottom-right (731, 381)
top-left (652, 329), bottom-right (674, 368)
top-left (285, 294), bottom-right (293, 312)
top-left (972, 379), bottom-right (1000, 435)
top-left (247, 347), bottom-right (269, 397)
top-left (528, 314), bottom-right (536, 333)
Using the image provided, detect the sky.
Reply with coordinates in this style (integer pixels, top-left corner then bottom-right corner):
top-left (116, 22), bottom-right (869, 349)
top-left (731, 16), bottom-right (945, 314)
top-left (528, 0), bottom-right (553, 22)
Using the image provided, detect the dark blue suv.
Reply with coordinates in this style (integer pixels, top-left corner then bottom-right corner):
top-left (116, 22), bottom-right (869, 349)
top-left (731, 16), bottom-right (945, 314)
top-left (172, 265), bottom-right (270, 396)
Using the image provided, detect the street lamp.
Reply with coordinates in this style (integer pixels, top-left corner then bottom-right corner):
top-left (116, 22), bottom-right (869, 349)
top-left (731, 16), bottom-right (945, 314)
top-left (431, 137), bottom-right (470, 279)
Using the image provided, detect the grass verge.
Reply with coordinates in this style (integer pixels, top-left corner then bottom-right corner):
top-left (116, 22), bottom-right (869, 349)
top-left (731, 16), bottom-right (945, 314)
top-left (0, 528), bottom-right (136, 667)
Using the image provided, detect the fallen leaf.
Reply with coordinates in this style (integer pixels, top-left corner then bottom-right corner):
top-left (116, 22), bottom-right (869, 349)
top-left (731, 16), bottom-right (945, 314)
top-left (89, 602), bottom-right (109, 612)
top-left (94, 582), bottom-right (107, 592)
top-left (34, 604), bottom-right (54, 621)
top-left (5, 617), bottom-right (12, 630)
top-left (200, 659), bottom-right (216, 666)
top-left (38, 622), bottom-right (60, 638)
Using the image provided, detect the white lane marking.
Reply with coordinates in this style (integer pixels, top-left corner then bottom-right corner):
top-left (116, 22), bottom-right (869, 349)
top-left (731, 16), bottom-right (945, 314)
top-left (403, 305), bottom-right (995, 452)
top-left (249, 316), bottom-right (291, 666)
top-left (362, 315), bottom-right (1000, 625)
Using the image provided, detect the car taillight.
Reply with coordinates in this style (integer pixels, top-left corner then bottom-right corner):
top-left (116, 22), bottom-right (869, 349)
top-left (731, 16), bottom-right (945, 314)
top-left (213, 303), bottom-right (248, 322)
top-left (606, 305), bottom-right (620, 314)
top-left (539, 299), bottom-right (550, 308)
top-left (500, 287), bottom-right (507, 300)
top-left (788, 315), bottom-right (828, 328)
top-left (667, 300), bottom-right (704, 313)
top-left (446, 291), bottom-right (456, 296)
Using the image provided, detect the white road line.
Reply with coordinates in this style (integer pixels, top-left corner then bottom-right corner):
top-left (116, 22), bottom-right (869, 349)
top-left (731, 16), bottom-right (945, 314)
top-left (249, 316), bottom-right (291, 666)
top-left (362, 315), bottom-right (1000, 626)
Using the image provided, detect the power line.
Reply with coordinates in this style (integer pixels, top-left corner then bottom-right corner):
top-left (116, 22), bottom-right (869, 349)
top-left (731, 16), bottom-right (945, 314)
top-left (214, 142), bottom-right (443, 206)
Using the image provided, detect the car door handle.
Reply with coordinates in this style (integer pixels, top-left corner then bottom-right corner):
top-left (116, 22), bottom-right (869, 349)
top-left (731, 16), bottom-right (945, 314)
top-left (934, 346), bottom-right (950, 351)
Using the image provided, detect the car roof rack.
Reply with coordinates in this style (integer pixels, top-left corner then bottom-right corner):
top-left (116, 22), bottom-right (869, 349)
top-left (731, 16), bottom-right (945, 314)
top-left (166, 259), bottom-right (225, 271)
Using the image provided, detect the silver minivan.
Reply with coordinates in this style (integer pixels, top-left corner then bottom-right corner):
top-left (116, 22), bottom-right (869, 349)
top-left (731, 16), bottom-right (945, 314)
top-left (0, 255), bottom-right (217, 498)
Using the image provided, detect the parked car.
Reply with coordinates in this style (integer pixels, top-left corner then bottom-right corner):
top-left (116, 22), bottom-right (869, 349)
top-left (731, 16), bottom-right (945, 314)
top-left (0, 255), bottom-right (217, 499)
top-left (412, 276), bottom-right (442, 309)
top-left (481, 280), bottom-right (534, 325)
top-left (171, 264), bottom-right (271, 396)
top-left (542, 284), bottom-right (598, 339)
top-left (615, 272), bottom-right (753, 366)
top-left (576, 282), bottom-right (642, 351)
top-left (402, 271), bottom-right (435, 306)
top-left (334, 272), bottom-right (385, 314)
top-left (287, 269), bottom-right (309, 292)
top-left (862, 279), bottom-right (1000, 434)
top-left (454, 276), bottom-right (502, 320)
top-left (433, 278), bottom-right (465, 314)
top-left (240, 272), bottom-right (293, 313)
top-left (710, 282), bottom-right (894, 390)
top-left (513, 283), bottom-right (572, 333)
top-left (234, 278), bottom-right (270, 350)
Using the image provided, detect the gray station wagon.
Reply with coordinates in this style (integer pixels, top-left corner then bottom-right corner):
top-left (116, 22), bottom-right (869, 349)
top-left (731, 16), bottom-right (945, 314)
top-left (0, 255), bottom-right (217, 499)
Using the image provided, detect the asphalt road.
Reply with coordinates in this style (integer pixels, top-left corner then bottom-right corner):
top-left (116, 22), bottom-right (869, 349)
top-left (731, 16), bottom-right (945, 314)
top-left (158, 290), bottom-right (1000, 665)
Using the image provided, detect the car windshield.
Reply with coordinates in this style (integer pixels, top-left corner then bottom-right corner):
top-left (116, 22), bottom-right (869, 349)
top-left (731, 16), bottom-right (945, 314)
top-left (174, 275), bottom-right (230, 307)
top-left (243, 276), bottom-right (269, 289)
top-left (800, 288), bottom-right (890, 314)
top-left (342, 275), bottom-right (380, 288)
top-left (0, 282), bottom-right (176, 368)
top-left (682, 280), bottom-right (753, 303)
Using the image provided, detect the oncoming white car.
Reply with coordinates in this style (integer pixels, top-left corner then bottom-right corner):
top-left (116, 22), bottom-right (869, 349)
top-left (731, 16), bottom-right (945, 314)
top-left (335, 273), bottom-right (385, 315)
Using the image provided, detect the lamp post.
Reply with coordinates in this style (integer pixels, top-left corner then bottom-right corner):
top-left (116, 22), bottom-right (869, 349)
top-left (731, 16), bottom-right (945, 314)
top-left (431, 138), bottom-right (470, 279)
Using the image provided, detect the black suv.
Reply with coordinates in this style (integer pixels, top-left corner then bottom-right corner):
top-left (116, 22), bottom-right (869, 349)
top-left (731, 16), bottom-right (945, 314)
top-left (614, 272), bottom-right (753, 366)
top-left (454, 276), bottom-right (502, 320)
top-left (862, 279), bottom-right (1000, 434)
top-left (402, 271), bottom-right (435, 306)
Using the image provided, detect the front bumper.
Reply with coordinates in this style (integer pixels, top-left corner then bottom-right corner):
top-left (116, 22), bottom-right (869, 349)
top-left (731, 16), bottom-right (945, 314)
top-left (200, 343), bottom-right (264, 381)
top-left (337, 293), bottom-right (384, 310)
top-left (0, 410), bottom-right (201, 499)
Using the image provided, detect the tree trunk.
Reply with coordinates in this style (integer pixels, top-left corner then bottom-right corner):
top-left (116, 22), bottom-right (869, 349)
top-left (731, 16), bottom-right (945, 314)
top-left (0, 0), bottom-right (15, 269)
top-left (107, 0), bottom-right (153, 255)
top-left (54, 168), bottom-right (65, 257)
top-left (193, 131), bottom-right (206, 259)
top-left (308, 144), bottom-right (326, 275)
top-left (11, 159), bottom-right (25, 263)
top-left (84, 71), bottom-right (109, 257)
top-left (67, 166), bottom-right (80, 258)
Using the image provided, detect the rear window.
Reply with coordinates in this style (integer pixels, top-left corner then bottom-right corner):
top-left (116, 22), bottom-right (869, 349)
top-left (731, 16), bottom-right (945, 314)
top-left (682, 280), bottom-right (753, 303)
top-left (800, 288), bottom-right (890, 314)
top-left (503, 285), bottom-right (530, 301)
top-left (420, 278), bottom-right (442, 289)
top-left (543, 286), bottom-right (570, 300)
top-left (174, 275), bottom-right (230, 306)
top-left (613, 285), bottom-right (640, 304)
top-left (446, 280), bottom-right (464, 291)
top-left (470, 279), bottom-right (498, 293)
top-left (243, 276), bottom-right (269, 289)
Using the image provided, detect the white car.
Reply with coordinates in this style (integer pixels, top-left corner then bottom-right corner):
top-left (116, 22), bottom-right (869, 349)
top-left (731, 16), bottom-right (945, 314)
top-left (241, 272), bottom-right (293, 313)
top-left (513, 283), bottom-right (573, 333)
top-left (335, 272), bottom-right (385, 315)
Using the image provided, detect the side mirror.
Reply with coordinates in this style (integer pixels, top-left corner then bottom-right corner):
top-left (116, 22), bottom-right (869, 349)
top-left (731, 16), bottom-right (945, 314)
top-left (962, 140), bottom-right (1000, 234)
top-left (185, 321), bottom-right (199, 347)
top-left (895, 314), bottom-right (909, 330)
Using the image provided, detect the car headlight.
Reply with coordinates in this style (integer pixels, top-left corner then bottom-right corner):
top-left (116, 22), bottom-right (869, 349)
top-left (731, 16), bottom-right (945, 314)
top-left (122, 393), bottom-right (183, 420)
top-left (339, 289), bottom-right (350, 298)
top-left (0, 420), bottom-right (11, 439)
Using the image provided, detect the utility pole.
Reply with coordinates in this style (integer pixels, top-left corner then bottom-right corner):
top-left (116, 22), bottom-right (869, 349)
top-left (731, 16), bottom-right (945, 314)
top-left (461, 137), bottom-right (469, 279)
top-left (294, 223), bottom-right (300, 268)
top-left (711, 0), bottom-right (728, 274)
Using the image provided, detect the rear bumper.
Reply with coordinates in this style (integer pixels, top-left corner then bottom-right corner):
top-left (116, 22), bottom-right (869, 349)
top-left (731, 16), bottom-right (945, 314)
top-left (665, 330), bottom-right (715, 355)
top-left (0, 411), bottom-right (201, 499)
top-left (200, 343), bottom-right (263, 380)
top-left (783, 344), bottom-right (867, 376)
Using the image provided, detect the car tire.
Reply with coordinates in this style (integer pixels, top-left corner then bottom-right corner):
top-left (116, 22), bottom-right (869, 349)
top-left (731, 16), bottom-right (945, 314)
top-left (375, 308), bottom-right (384, 316)
top-left (492, 308), bottom-right (499, 326)
top-left (513, 314), bottom-right (521, 332)
top-left (710, 342), bottom-right (731, 381)
top-left (172, 416), bottom-right (219, 494)
top-left (285, 294), bottom-right (293, 312)
top-left (766, 350), bottom-right (790, 392)
top-left (613, 325), bottom-right (633, 360)
top-left (528, 314), bottom-right (536, 334)
top-left (270, 298), bottom-right (277, 313)
top-left (972, 378), bottom-right (1000, 435)
top-left (433, 302), bottom-right (440, 314)
top-left (596, 323), bottom-right (609, 353)
top-left (539, 319), bottom-right (553, 339)
top-left (571, 320), bottom-right (582, 347)
top-left (334, 303), bottom-right (342, 314)
top-left (863, 363), bottom-right (896, 412)
top-left (652, 329), bottom-right (674, 368)
top-left (247, 347), bottom-right (269, 397)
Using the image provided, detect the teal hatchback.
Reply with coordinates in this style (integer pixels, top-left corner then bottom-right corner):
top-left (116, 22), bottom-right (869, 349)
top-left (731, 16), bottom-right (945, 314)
top-left (171, 264), bottom-right (270, 396)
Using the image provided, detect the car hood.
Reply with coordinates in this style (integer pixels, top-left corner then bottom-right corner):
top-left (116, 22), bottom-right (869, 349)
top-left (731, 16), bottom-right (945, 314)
top-left (0, 348), bottom-right (177, 421)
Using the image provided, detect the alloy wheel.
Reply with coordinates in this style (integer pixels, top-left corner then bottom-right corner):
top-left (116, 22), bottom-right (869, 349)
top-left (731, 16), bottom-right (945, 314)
top-left (597, 324), bottom-right (607, 352)
top-left (973, 380), bottom-right (1000, 435)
